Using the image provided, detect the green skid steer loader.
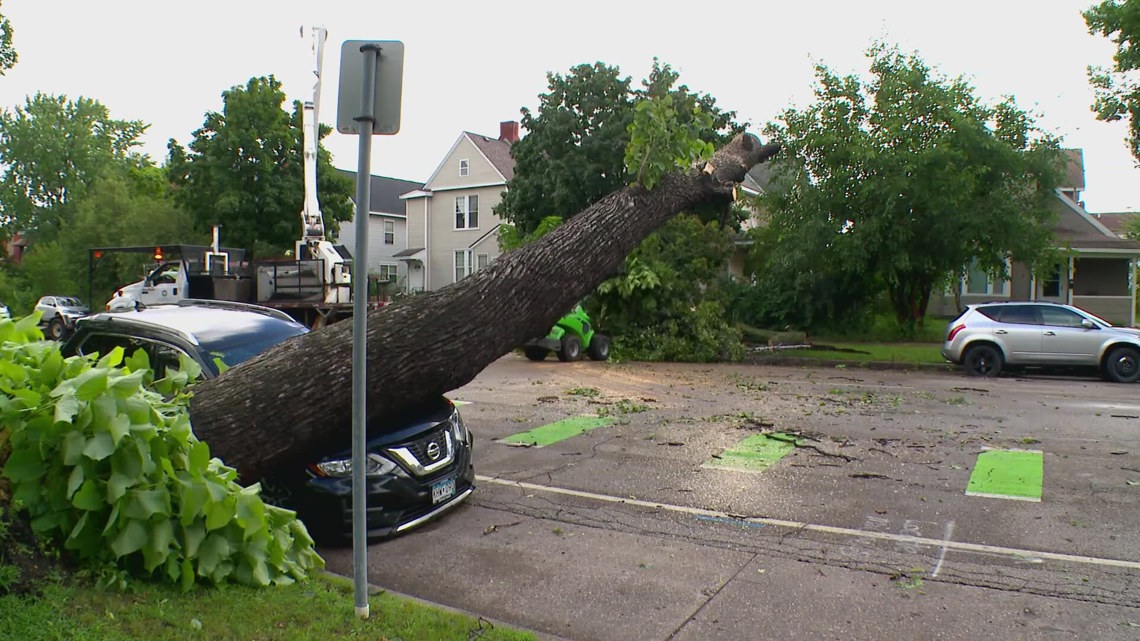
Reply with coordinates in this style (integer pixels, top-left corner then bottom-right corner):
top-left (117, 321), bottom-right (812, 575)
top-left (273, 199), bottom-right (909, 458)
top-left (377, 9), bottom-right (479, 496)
top-left (523, 305), bottom-right (610, 362)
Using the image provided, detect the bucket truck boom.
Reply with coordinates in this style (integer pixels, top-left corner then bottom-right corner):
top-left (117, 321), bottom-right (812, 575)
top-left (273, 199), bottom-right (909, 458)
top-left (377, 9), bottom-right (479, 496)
top-left (295, 26), bottom-right (352, 304)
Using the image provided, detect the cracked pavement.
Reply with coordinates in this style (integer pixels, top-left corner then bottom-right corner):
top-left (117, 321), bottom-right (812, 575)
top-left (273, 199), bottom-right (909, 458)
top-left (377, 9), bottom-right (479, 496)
top-left (320, 355), bottom-right (1140, 640)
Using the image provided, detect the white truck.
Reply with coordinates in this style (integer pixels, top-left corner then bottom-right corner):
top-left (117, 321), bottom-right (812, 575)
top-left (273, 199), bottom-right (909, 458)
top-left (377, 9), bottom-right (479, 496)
top-left (100, 27), bottom-right (356, 329)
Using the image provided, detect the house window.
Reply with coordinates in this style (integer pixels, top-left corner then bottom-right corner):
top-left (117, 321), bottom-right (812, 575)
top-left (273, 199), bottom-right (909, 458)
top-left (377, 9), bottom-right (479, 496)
top-left (1043, 264), bottom-right (1062, 297)
top-left (376, 263), bottom-right (398, 284)
top-left (454, 250), bottom-right (473, 282)
top-left (455, 195), bottom-right (479, 230)
top-left (383, 220), bottom-right (394, 245)
top-left (459, 159), bottom-right (470, 176)
top-left (476, 253), bottom-right (490, 271)
top-left (965, 258), bottom-right (1008, 296)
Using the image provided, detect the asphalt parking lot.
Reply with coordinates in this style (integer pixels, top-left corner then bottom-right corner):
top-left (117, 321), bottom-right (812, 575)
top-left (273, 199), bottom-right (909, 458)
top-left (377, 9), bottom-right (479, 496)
top-left (321, 355), bottom-right (1140, 641)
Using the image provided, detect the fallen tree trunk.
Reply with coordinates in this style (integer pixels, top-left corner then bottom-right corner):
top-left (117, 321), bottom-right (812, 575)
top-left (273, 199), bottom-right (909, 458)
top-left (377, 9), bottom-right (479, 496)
top-left (188, 134), bottom-right (780, 478)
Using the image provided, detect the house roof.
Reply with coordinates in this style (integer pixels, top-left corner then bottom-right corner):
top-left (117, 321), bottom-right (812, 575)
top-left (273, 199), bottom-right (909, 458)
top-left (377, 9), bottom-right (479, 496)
top-left (465, 132), bottom-right (515, 180)
top-left (334, 169), bottom-right (423, 214)
top-left (1092, 212), bottom-right (1139, 236)
top-left (1052, 193), bottom-right (1140, 252)
top-left (741, 163), bottom-right (773, 195)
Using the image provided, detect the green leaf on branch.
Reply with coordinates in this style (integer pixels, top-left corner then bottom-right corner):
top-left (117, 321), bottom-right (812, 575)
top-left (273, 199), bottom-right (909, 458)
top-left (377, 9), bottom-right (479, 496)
top-left (110, 518), bottom-right (148, 557)
top-left (2, 447), bottom-right (46, 481)
top-left (197, 532), bottom-right (233, 576)
top-left (626, 96), bottom-right (715, 190)
top-left (82, 431), bottom-right (115, 461)
top-left (53, 391), bottom-right (80, 424)
top-left (72, 480), bottom-right (104, 511)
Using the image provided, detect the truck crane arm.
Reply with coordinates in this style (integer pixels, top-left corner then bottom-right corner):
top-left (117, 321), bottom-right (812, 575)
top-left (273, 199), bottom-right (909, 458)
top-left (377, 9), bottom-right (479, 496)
top-left (299, 26), bottom-right (328, 255)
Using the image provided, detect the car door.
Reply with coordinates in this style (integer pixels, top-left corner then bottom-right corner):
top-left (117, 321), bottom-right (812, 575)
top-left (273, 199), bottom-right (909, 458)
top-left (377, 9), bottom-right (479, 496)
top-left (37, 296), bottom-right (56, 321)
top-left (139, 262), bottom-right (183, 305)
top-left (993, 305), bottom-right (1044, 364)
top-left (1039, 307), bottom-right (1102, 365)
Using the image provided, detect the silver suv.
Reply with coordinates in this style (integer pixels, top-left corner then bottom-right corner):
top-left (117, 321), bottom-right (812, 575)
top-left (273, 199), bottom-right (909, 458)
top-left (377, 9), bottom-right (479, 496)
top-left (34, 295), bottom-right (89, 340)
top-left (942, 301), bottom-right (1140, 382)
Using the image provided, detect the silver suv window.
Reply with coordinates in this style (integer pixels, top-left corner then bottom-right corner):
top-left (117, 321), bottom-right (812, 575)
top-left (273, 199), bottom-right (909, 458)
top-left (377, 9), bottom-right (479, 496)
top-left (1040, 307), bottom-right (1087, 328)
top-left (995, 305), bottom-right (1040, 325)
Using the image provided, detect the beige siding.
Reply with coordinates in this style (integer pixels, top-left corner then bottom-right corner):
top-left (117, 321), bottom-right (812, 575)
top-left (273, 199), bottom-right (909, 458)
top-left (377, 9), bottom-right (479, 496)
top-left (425, 136), bottom-right (505, 191)
top-left (1073, 295), bottom-right (1132, 326)
top-left (405, 196), bottom-right (427, 250)
top-left (424, 184), bottom-right (507, 290)
top-left (335, 214), bottom-right (408, 284)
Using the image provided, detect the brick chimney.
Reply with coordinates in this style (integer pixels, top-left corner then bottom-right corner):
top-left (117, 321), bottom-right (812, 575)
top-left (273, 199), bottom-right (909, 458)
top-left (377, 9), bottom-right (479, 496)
top-left (499, 120), bottom-right (520, 143)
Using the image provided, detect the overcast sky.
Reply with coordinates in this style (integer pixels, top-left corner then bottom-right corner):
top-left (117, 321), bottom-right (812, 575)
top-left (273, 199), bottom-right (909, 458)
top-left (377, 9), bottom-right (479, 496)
top-left (2, 1), bottom-right (1138, 212)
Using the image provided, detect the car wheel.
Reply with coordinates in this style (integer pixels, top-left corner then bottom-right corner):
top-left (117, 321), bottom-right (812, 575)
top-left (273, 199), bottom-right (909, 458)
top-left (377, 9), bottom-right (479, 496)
top-left (962, 344), bottom-right (1002, 378)
top-left (524, 347), bottom-right (548, 361)
top-left (1104, 346), bottom-right (1140, 383)
top-left (557, 335), bottom-right (582, 362)
top-left (47, 317), bottom-right (65, 341)
top-left (587, 334), bottom-right (611, 361)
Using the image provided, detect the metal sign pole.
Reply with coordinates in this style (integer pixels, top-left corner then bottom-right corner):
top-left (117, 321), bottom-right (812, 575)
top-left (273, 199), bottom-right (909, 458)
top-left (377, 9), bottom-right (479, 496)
top-left (336, 34), bottom-right (403, 623)
top-left (350, 42), bottom-right (381, 621)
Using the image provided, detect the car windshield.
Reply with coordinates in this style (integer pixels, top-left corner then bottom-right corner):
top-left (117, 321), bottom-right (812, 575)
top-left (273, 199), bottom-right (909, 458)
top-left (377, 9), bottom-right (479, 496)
top-left (196, 320), bottom-right (308, 370)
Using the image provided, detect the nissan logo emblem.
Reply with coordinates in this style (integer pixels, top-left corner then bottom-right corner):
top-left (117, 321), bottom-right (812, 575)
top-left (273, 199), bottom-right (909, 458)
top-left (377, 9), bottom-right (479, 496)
top-left (426, 441), bottom-right (441, 461)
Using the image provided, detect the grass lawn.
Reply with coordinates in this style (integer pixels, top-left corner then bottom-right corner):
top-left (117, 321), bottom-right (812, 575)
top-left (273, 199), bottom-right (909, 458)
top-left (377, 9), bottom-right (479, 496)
top-left (782, 342), bottom-right (948, 365)
top-left (1, 573), bottom-right (536, 641)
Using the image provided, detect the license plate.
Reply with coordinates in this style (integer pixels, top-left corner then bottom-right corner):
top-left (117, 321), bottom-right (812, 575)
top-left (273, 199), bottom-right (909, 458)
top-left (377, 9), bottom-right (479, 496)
top-left (431, 477), bottom-right (456, 504)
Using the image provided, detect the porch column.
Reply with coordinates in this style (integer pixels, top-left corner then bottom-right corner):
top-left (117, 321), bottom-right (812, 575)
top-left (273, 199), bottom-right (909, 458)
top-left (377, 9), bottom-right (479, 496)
top-left (1067, 256), bottom-right (1075, 306)
top-left (1132, 257), bottom-right (1137, 327)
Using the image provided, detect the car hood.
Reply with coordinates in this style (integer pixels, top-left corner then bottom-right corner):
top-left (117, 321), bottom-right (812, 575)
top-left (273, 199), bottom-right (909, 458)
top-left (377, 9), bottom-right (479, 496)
top-left (314, 396), bottom-right (457, 461)
top-left (1108, 326), bottom-right (1140, 337)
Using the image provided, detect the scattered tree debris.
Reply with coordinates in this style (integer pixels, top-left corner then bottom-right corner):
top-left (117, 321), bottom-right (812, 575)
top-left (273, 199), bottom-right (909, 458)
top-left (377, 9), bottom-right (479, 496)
top-left (850, 472), bottom-right (892, 480)
top-left (483, 521), bottom-right (523, 536)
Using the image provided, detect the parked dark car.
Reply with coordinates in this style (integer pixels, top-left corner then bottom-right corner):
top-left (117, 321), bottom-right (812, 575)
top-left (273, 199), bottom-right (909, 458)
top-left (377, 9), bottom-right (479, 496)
top-left (35, 295), bottom-right (90, 340)
top-left (59, 299), bottom-right (475, 542)
top-left (942, 300), bottom-right (1140, 382)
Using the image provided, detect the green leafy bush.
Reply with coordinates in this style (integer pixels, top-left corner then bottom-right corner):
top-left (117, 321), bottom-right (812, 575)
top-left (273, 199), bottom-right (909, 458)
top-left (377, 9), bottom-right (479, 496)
top-left (0, 315), bottom-right (323, 589)
top-left (614, 300), bottom-right (744, 363)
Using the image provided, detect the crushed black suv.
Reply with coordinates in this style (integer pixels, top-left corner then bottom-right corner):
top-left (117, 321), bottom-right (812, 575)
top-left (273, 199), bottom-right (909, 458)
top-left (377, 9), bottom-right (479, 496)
top-left (60, 299), bottom-right (475, 541)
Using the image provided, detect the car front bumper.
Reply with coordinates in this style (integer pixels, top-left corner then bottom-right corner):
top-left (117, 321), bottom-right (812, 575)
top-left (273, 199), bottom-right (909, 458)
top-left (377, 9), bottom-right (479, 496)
top-left (290, 441), bottom-right (476, 543)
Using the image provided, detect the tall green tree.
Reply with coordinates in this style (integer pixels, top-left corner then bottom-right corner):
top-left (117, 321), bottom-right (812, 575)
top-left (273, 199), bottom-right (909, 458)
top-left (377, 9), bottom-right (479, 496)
top-left (761, 44), bottom-right (1063, 329)
top-left (14, 166), bottom-right (198, 307)
top-left (0, 1), bottom-right (17, 74)
top-left (497, 59), bottom-right (743, 234)
top-left (1085, 0), bottom-right (1140, 162)
top-left (495, 62), bottom-right (635, 234)
top-left (0, 94), bottom-right (147, 240)
top-left (167, 75), bottom-right (353, 256)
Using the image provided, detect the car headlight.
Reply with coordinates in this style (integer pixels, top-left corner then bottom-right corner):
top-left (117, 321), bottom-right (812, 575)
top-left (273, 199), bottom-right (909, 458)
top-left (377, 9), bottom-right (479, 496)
top-left (449, 407), bottom-right (469, 444)
top-left (310, 453), bottom-right (397, 478)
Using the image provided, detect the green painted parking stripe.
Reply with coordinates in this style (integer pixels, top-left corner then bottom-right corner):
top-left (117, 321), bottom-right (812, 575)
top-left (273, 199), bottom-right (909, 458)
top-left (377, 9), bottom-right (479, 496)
top-left (966, 448), bottom-right (1043, 502)
top-left (702, 433), bottom-right (797, 473)
top-left (499, 415), bottom-right (615, 447)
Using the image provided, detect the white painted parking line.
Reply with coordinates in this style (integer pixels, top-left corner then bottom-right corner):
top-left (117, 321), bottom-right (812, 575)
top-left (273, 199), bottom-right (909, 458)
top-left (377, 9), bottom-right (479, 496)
top-left (476, 475), bottom-right (1140, 571)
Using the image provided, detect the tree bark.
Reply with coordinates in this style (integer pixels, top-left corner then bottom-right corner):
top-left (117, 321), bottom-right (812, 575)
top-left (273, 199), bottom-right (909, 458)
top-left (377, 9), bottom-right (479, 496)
top-left (188, 134), bottom-right (780, 479)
